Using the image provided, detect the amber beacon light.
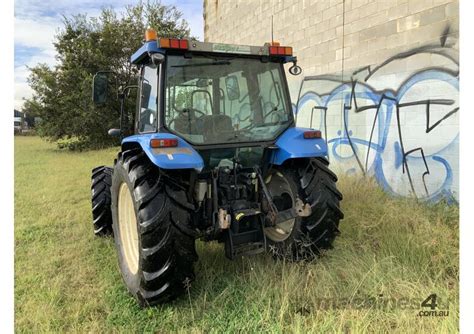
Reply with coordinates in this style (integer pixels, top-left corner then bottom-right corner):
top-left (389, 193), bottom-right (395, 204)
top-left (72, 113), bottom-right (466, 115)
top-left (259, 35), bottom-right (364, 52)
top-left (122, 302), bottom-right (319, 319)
top-left (145, 28), bottom-right (158, 41)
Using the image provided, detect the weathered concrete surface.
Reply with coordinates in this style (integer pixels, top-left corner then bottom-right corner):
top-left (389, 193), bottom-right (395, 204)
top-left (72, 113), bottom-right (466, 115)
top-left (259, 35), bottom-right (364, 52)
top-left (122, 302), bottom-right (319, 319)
top-left (204, 0), bottom-right (459, 202)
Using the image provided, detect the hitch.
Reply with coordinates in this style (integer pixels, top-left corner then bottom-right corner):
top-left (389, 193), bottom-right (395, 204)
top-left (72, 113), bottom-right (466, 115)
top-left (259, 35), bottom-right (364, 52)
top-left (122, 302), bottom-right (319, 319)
top-left (272, 198), bottom-right (311, 224)
top-left (224, 217), bottom-right (266, 260)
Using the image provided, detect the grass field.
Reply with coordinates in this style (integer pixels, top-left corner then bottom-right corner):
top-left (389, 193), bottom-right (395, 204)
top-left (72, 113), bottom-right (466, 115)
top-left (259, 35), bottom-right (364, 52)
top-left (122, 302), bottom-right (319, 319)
top-left (14, 136), bottom-right (459, 333)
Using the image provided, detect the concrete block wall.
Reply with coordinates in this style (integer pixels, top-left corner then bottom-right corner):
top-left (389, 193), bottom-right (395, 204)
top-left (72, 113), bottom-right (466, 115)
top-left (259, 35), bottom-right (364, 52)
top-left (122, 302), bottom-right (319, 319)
top-left (204, 0), bottom-right (459, 202)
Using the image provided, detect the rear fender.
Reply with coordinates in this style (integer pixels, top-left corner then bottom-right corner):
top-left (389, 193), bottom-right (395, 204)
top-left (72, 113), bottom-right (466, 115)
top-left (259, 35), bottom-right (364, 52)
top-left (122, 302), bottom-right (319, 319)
top-left (270, 127), bottom-right (327, 165)
top-left (122, 133), bottom-right (204, 172)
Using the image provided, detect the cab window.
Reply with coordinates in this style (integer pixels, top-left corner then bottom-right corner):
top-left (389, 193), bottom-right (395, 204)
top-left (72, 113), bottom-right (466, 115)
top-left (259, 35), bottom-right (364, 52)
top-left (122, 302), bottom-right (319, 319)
top-left (138, 65), bottom-right (158, 132)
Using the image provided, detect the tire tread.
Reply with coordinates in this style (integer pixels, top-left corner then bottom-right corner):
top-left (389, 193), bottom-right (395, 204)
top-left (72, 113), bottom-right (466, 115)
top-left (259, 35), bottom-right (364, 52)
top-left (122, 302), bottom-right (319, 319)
top-left (113, 150), bottom-right (197, 306)
top-left (91, 166), bottom-right (113, 236)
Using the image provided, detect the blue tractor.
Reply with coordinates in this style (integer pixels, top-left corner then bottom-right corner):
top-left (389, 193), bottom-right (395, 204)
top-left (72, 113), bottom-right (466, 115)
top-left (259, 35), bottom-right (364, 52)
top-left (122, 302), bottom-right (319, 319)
top-left (91, 29), bottom-right (343, 306)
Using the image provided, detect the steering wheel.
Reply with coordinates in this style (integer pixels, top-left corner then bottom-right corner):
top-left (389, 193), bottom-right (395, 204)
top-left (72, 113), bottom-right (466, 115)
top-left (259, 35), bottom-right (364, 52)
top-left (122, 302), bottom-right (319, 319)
top-left (183, 107), bottom-right (206, 118)
top-left (168, 107), bottom-right (206, 129)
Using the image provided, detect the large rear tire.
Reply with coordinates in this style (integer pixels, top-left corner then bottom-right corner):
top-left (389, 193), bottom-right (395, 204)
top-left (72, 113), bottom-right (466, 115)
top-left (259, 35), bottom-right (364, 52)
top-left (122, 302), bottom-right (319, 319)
top-left (91, 166), bottom-right (113, 236)
top-left (264, 158), bottom-right (343, 259)
top-left (111, 149), bottom-right (197, 306)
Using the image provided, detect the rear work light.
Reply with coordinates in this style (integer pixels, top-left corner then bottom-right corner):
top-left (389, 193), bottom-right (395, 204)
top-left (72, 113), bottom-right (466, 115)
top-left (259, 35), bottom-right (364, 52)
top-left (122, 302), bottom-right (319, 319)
top-left (303, 130), bottom-right (322, 139)
top-left (269, 45), bottom-right (293, 56)
top-left (150, 138), bottom-right (178, 148)
top-left (159, 38), bottom-right (189, 50)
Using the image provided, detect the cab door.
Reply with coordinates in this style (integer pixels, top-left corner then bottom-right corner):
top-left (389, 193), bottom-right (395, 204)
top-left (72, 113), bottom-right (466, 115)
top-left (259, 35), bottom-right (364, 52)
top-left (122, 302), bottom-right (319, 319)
top-left (136, 63), bottom-right (159, 133)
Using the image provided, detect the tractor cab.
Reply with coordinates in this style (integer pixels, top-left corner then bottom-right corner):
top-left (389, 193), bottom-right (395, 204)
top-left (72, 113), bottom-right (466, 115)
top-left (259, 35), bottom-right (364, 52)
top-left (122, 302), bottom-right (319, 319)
top-left (136, 29), bottom-right (303, 171)
top-left (132, 32), bottom-right (296, 147)
top-left (93, 28), bottom-right (308, 170)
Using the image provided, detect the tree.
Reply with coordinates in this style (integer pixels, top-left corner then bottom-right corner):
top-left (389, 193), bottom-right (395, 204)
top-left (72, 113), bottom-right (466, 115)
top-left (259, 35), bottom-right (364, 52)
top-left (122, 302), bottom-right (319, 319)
top-left (24, 1), bottom-right (191, 149)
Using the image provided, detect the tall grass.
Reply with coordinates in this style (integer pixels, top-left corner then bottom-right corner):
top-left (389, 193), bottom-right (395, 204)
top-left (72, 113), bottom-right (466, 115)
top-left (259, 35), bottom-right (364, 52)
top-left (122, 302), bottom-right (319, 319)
top-left (14, 136), bottom-right (458, 333)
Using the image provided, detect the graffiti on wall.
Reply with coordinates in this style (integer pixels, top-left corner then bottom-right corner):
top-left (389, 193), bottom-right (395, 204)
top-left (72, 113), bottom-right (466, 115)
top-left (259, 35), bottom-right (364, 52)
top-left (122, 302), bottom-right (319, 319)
top-left (294, 38), bottom-right (459, 202)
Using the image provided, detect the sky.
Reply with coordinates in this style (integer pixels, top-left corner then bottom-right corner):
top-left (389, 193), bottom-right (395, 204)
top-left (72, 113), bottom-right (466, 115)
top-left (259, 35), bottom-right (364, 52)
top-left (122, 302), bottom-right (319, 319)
top-left (14, 0), bottom-right (203, 110)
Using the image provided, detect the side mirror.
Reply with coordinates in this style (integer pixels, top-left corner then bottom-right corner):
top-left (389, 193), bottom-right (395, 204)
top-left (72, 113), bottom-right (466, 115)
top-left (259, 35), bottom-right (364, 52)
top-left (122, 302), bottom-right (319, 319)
top-left (92, 72), bottom-right (109, 105)
top-left (225, 75), bottom-right (240, 101)
top-left (141, 81), bottom-right (152, 109)
top-left (289, 62), bottom-right (302, 76)
top-left (108, 128), bottom-right (121, 137)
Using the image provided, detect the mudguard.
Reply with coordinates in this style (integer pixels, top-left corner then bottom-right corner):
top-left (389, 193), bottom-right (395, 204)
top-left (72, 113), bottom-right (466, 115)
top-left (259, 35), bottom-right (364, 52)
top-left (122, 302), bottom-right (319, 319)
top-left (122, 133), bottom-right (204, 171)
top-left (270, 127), bottom-right (328, 165)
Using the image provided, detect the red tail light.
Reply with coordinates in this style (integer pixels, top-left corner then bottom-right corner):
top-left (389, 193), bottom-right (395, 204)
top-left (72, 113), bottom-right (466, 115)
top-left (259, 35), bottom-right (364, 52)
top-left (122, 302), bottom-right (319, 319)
top-left (303, 130), bottom-right (322, 139)
top-left (159, 38), bottom-right (188, 50)
top-left (150, 138), bottom-right (178, 148)
top-left (269, 46), bottom-right (292, 56)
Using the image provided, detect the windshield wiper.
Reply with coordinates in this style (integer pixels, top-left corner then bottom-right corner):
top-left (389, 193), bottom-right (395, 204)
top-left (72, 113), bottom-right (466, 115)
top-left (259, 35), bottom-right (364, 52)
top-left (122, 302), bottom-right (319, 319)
top-left (172, 60), bottom-right (231, 68)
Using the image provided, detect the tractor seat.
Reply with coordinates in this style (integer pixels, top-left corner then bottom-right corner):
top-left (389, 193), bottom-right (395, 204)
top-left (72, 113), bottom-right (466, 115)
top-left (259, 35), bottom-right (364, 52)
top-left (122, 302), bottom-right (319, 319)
top-left (201, 114), bottom-right (233, 142)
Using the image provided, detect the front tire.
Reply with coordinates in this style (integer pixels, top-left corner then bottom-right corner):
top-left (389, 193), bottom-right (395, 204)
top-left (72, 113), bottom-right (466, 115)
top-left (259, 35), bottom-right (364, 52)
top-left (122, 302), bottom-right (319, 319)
top-left (111, 149), bottom-right (197, 306)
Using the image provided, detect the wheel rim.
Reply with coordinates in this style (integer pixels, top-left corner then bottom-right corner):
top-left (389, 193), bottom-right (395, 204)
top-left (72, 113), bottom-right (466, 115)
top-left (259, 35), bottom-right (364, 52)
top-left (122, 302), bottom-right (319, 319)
top-left (264, 172), bottom-right (296, 242)
top-left (118, 182), bottom-right (139, 274)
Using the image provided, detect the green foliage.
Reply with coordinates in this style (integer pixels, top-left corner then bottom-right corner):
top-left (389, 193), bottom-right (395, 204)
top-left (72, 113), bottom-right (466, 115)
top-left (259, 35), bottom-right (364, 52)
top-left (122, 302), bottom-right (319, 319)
top-left (24, 1), bottom-right (191, 150)
top-left (56, 137), bottom-right (88, 151)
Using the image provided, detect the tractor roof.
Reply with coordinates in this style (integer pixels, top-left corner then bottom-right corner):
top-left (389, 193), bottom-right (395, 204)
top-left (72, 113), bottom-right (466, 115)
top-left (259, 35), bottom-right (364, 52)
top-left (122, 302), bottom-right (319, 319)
top-left (131, 28), bottom-right (296, 65)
